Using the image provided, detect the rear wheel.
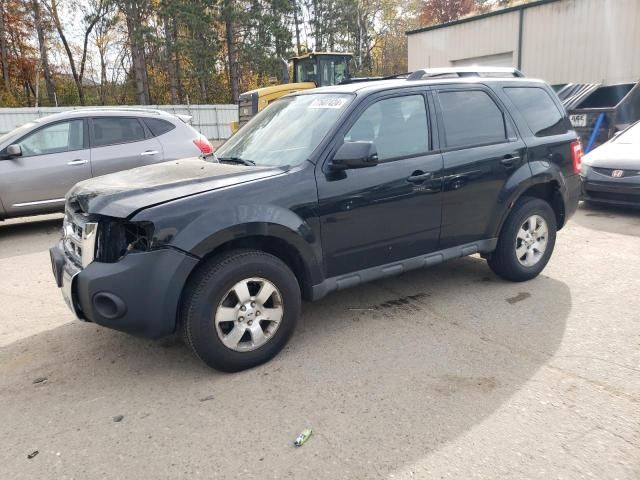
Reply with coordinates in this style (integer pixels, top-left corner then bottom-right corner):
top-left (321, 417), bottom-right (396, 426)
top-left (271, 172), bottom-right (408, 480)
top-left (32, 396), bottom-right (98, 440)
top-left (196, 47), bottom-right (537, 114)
top-left (181, 249), bottom-right (301, 372)
top-left (488, 197), bottom-right (557, 282)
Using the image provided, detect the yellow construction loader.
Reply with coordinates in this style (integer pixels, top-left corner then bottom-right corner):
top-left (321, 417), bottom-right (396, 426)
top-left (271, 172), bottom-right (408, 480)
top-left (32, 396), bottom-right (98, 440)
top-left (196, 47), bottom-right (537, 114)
top-left (233, 52), bottom-right (353, 131)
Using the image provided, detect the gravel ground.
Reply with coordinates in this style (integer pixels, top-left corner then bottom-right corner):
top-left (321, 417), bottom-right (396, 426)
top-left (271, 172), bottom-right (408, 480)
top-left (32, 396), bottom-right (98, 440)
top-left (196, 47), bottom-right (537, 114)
top-left (0, 204), bottom-right (638, 479)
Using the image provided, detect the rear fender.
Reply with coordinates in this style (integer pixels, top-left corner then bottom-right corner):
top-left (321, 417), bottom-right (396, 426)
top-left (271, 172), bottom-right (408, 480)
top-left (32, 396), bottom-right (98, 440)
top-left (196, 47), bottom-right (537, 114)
top-left (489, 160), bottom-right (567, 238)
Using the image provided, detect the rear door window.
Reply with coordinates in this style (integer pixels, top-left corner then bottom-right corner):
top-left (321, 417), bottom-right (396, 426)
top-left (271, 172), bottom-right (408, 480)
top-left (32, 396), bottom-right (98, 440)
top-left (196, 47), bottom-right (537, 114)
top-left (344, 95), bottom-right (429, 161)
top-left (437, 90), bottom-right (507, 148)
top-left (92, 117), bottom-right (146, 147)
top-left (505, 87), bottom-right (568, 136)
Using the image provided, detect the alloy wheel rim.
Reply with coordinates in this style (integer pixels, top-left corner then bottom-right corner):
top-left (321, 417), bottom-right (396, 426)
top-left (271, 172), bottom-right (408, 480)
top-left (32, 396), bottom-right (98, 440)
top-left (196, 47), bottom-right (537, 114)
top-left (515, 214), bottom-right (548, 267)
top-left (214, 277), bottom-right (284, 352)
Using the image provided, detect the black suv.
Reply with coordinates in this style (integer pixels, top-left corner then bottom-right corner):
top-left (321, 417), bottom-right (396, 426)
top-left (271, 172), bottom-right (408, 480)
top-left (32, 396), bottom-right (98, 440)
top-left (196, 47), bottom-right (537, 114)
top-left (50, 69), bottom-right (582, 371)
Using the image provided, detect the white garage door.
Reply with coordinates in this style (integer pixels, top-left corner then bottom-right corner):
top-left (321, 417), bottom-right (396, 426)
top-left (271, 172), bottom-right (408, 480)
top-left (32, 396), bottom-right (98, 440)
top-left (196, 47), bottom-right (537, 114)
top-left (452, 52), bottom-right (514, 68)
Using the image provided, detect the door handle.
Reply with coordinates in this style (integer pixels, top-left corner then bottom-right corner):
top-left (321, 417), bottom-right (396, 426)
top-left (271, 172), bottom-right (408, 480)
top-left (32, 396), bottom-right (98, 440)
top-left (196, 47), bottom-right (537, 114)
top-left (501, 154), bottom-right (521, 168)
top-left (67, 159), bottom-right (88, 166)
top-left (407, 171), bottom-right (433, 183)
top-left (140, 150), bottom-right (159, 156)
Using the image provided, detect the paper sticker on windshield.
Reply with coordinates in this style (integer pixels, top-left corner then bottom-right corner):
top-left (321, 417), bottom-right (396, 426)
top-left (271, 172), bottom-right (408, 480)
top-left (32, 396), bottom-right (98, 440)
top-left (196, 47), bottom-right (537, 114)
top-left (309, 97), bottom-right (348, 109)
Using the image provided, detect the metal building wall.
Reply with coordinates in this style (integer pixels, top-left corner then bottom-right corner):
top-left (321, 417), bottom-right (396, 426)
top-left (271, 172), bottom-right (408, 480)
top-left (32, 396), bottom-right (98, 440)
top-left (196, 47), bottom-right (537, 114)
top-left (0, 105), bottom-right (238, 140)
top-left (408, 10), bottom-right (520, 71)
top-left (407, 0), bottom-right (640, 85)
top-left (521, 0), bottom-right (640, 84)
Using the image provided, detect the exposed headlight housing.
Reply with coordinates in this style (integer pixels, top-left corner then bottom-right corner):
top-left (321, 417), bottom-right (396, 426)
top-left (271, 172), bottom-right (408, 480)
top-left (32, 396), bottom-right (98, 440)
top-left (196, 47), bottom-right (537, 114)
top-left (95, 219), bottom-right (155, 263)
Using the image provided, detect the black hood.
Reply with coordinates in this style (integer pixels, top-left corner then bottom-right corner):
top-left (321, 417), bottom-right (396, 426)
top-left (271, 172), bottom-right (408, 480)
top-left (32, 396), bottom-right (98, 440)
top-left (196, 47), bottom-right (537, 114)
top-left (67, 158), bottom-right (284, 218)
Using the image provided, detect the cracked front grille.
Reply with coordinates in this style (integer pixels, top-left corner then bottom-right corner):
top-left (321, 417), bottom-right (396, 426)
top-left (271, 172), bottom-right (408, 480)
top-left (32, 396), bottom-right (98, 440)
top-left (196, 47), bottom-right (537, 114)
top-left (63, 203), bottom-right (98, 268)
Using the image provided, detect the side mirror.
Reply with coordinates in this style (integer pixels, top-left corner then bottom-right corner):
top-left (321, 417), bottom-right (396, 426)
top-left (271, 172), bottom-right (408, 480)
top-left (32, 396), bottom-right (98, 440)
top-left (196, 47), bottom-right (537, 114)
top-left (6, 144), bottom-right (22, 158)
top-left (330, 141), bottom-right (378, 170)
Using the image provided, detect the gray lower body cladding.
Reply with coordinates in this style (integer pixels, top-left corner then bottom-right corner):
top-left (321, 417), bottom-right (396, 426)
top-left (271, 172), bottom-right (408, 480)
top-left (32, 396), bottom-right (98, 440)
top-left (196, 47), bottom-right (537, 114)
top-left (311, 238), bottom-right (498, 301)
top-left (51, 244), bottom-right (198, 338)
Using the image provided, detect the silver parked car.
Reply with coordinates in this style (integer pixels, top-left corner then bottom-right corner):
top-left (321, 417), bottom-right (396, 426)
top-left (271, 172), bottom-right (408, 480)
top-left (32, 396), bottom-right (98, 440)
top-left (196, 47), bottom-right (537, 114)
top-left (0, 109), bottom-right (213, 219)
top-left (581, 120), bottom-right (640, 208)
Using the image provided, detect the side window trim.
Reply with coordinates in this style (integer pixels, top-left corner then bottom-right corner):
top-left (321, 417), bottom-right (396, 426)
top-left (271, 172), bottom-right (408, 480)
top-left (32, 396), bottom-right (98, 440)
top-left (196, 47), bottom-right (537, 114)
top-left (89, 116), bottom-right (148, 148)
top-left (9, 118), bottom-right (87, 158)
top-left (339, 89), bottom-right (432, 164)
top-left (434, 86), bottom-right (518, 152)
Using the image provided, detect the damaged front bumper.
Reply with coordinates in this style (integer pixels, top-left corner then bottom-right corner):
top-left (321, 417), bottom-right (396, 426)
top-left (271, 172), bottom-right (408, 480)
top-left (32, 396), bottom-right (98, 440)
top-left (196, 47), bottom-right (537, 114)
top-left (50, 242), bottom-right (199, 338)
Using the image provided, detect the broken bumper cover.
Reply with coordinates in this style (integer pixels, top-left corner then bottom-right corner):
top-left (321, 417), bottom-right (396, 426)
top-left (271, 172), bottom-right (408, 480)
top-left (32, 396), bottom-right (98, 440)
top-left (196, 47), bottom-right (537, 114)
top-left (50, 243), bottom-right (198, 338)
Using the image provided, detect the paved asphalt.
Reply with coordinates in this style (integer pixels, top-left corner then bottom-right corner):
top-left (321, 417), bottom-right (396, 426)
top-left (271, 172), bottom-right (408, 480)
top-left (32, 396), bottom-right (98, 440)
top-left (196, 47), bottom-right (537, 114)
top-left (0, 204), bottom-right (638, 479)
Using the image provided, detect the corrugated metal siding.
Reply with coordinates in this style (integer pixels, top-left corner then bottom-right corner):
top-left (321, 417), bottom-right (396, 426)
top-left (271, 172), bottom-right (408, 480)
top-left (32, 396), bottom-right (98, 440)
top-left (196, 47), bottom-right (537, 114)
top-left (0, 105), bottom-right (238, 140)
top-left (408, 11), bottom-right (519, 70)
top-left (408, 0), bottom-right (640, 85)
top-left (522, 0), bottom-right (640, 84)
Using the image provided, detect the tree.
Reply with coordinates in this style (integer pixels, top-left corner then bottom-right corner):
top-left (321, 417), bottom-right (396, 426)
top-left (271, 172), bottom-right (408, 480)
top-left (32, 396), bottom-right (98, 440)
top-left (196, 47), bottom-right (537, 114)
top-left (47, 0), bottom-right (109, 105)
top-left (92, 1), bottom-right (117, 104)
top-left (224, 0), bottom-right (239, 103)
top-left (418, 0), bottom-right (475, 25)
top-left (119, 0), bottom-right (151, 104)
top-left (0, 0), bottom-right (527, 107)
top-left (32, 0), bottom-right (56, 105)
top-left (0, 0), bottom-right (9, 91)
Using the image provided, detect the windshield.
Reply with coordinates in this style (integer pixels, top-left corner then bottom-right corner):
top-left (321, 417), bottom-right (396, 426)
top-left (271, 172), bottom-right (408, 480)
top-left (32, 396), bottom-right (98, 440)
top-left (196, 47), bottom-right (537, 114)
top-left (318, 57), bottom-right (349, 86)
top-left (217, 93), bottom-right (353, 167)
top-left (614, 122), bottom-right (640, 144)
top-left (295, 57), bottom-right (349, 86)
top-left (296, 59), bottom-right (317, 84)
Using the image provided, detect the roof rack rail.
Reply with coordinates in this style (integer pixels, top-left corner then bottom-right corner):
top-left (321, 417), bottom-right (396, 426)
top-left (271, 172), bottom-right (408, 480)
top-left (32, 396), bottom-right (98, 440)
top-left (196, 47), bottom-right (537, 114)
top-left (407, 67), bottom-right (525, 81)
top-left (340, 72), bottom-right (411, 84)
top-left (65, 107), bottom-right (166, 115)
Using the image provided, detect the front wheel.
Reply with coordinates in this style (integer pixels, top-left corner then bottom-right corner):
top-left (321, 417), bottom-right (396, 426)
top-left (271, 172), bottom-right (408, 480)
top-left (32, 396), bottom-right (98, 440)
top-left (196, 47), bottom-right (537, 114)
top-left (181, 249), bottom-right (301, 372)
top-left (488, 197), bottom-right (557, 282)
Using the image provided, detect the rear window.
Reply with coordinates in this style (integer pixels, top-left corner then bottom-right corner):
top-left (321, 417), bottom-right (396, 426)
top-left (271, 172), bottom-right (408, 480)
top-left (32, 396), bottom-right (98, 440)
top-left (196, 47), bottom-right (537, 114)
top-left (92, 117), bottom-right (146, 147)
top-left (143, 118), bottom-right (176, 137)
top-left (505, 87), bottom-right (568, 137)
top-left (438, 90), bottom-right (507, 148)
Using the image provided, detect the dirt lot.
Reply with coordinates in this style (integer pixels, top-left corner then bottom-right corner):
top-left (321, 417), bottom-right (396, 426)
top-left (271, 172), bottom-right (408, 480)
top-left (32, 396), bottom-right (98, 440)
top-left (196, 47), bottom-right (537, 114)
top-left (0, 204), bottom-right (639, 479)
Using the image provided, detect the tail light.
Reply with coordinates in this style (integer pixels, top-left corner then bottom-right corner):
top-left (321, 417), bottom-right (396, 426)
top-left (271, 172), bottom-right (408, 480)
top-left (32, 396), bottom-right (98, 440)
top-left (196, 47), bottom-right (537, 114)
top-left (570, 140), bottom-right (583, 174)
top-left (193, 136), bottom-right (213, 155)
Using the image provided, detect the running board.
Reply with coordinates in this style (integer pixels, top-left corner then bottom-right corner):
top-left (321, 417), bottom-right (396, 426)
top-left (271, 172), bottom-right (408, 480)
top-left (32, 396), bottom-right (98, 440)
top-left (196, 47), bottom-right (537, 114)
top-left (311, 238), bottom-right (498, 300)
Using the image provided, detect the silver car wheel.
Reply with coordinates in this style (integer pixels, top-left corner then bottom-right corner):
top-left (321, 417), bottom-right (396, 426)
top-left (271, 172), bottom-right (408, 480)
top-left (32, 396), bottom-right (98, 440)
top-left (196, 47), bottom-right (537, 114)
top-left (214, 277), bottom-right (284, 352)
top-left (515, 214), bottom-right (549, 267)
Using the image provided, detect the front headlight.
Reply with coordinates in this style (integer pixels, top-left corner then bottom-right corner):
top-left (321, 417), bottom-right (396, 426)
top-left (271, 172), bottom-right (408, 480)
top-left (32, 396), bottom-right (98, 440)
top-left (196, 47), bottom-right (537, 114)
top-left (95, 219), bottom-right (154, 263)
top-left (580, 163), bottom-right (591, 177)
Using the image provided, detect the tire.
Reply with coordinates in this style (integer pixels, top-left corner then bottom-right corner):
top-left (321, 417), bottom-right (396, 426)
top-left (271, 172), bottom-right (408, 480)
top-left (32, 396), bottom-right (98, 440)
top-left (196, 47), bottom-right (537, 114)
top-left (487, 197), bottom-right (557, 282)
top-left (180, 249), bottom-right (301, 372)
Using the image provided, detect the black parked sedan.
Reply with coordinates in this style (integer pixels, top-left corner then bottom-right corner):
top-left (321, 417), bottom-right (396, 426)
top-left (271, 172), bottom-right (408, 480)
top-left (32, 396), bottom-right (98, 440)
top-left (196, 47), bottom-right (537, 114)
top-left (581, 121), bottom-right (640, 208)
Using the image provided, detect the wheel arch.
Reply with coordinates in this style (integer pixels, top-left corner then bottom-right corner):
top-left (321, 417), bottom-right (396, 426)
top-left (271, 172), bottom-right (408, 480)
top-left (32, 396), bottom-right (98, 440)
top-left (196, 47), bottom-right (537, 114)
top-left (492, 170), bottom-right (568, 240)
top-left (184, 223), bottom-right (322, 302)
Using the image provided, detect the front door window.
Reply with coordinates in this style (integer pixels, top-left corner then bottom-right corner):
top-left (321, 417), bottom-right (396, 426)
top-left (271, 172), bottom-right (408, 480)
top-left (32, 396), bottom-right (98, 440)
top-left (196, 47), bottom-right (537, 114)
top-left (344, 95), bottom-right (429, 161)
top-left (18, 120), bottom-right (84, 157)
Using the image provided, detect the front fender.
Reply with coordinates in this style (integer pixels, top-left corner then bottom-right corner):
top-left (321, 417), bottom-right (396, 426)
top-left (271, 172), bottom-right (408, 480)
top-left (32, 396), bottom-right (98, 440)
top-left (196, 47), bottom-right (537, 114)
top-left (134, 202), bottom-right (324, 286)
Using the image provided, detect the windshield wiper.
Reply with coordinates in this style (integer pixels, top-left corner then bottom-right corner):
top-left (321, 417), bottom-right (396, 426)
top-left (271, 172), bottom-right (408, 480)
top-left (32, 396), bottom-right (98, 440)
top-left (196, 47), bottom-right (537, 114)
top-left (216, 156), bottom-right (256, 166)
